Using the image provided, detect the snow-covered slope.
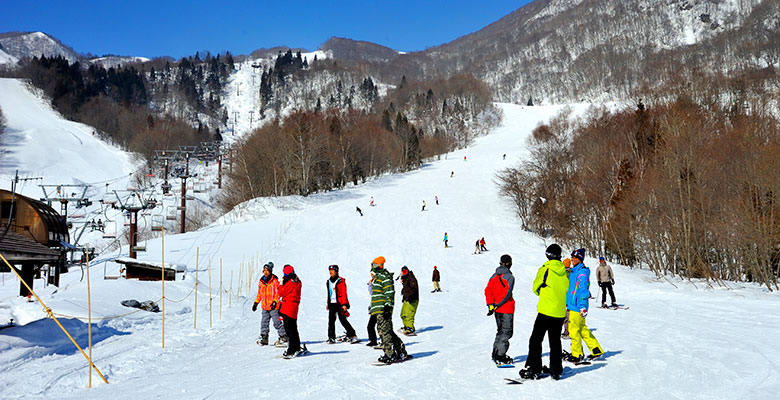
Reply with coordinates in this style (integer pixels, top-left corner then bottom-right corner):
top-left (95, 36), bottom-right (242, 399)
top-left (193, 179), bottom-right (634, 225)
top-left (0, 78), bottom-right (139, 199)
top-left (1, 103), bottom-right (779, 399)
top-left (0, 48), bottom-right (18, 65)
top-left (88, 56), bottom-right (150, 69)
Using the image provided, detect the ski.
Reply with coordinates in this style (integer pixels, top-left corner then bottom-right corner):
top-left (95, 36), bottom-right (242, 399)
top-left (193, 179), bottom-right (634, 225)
top-left (504, 378), bottom-right (524, 384)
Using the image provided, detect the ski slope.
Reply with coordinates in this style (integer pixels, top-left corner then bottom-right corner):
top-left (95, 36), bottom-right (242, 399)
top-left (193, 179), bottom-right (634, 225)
top-left (0, 78), bottom-right (139, 198)
top-left (1, 103), bottom-right (779, 399)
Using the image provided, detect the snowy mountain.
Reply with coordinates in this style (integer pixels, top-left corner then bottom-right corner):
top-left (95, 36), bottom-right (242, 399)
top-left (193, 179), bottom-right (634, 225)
top-left (88, 56), bottom-right (151, 69)
top-left (1, 101), bottom-right (779, 399)
top-left (320, 37), bottom-right (401, 63)
top-left (0, 31), bottom-right (81, 64)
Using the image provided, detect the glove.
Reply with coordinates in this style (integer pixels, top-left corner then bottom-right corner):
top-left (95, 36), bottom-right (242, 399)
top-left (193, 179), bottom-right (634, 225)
top-left (579, 308), bottom-right (587, 318)
top-left (611, 279), bottom-right (615, 285)
top-left (487, 304), bottom-right (497, 316)
top-left (597, 282), bottom-right (603, 288)
top-left (270, 301), bottom-right (277, 310)
top-left (383, 305), bottom-right (392, 317)
top-left (251, 302), bottom-right (258, 312)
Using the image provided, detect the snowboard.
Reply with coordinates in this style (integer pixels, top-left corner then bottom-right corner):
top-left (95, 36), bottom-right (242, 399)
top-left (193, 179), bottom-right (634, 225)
top-left (397, 328), bottom-right (418, 337)
top-left (496, 364), bottom-right (516, 369)
top-left (275, 345), bottom-right (309, 359)
top-left (371, 354), bottom-right (413, 366)
top-left (504, 378), bottom-right (525, 384)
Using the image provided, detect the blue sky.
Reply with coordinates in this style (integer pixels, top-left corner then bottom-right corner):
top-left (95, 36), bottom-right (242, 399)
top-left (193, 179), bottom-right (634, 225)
top-left (1, 1), bottom-right (533, 59)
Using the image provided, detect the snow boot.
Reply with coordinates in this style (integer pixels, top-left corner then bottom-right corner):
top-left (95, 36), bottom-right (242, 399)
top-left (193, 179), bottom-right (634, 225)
top-left (494, 355), bottom-right (513, 366)
top-left (519, 367), bottom-right (544, 380)
top-left (394, 344), bottom-right (408, 361)
top-left (377, 354), bottom-right (395, 365)
top-left (602, 303), bottom-right (608, 308)
top-left (587, 349), bottom-right (604, 361)
top-left (366, 341), bottom-right (378, 347)
top-left (326, 338), bottom-right (337, 344)
top-left (347, 336), bottom-right (360, 344)
top-left (257, 334), bottom-right (269, 346)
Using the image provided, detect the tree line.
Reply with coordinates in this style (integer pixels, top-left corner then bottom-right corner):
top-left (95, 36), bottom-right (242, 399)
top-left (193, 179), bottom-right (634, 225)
top-left (497, 73), bottom-right (779, 290)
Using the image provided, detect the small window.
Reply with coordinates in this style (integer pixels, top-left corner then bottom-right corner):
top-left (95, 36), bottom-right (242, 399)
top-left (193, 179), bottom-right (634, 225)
top-left (1, 202), bottom-right (16, 220)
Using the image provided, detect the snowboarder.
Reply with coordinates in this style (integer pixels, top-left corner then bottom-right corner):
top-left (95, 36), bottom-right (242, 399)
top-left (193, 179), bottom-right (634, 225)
top-left (474, 239), bottom-right (482, 254)
top-left (278, 264), bottom-right (304, 358)
top-left (480, 237), bottom-right (487, 252)
top-left (519, 244), bottom-right (568, 380)
top-left (252, 262), bottom-right (287, 346)
top-left (370, 196), bottom-right (375, 207)
top-left (370, 256), bottom-right (407, 364)
top-left (326, 265), bottom-right (357, 343)
top-left (561, 257), bottom-right (572, 339)
top-left (432, 266), bottom-right (441, 293)
top-left (366, 271), bottom-right (379, 347)
top-left (485, 254), bottom-right (515, 366)
top-left (421, 200), bottom-right (426, 211)
top-left (566, 249), bottom-right (604, 363)
top-left (435, 195), bottom-right (439, 205)
top-left (356, 206), bottom-right (363, 217)
top-left (399, 266), bottom-right (419, 335)
top-left (443, 232), bottom-right (449, 248)
top-left (596, 257), bottom-right (617, 307)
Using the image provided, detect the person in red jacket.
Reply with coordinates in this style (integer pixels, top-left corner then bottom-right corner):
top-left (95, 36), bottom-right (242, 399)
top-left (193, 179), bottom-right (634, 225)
top-left (484, 254), bottom-right (516, 366)
top-left (278, 264), bottom-right (304, 358)
top-left (326, 264), bottom-right (358, 343)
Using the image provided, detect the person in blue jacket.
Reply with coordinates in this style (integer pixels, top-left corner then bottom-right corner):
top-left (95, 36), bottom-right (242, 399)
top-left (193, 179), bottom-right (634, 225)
top-left (566, 248), bottom-right (604, 363)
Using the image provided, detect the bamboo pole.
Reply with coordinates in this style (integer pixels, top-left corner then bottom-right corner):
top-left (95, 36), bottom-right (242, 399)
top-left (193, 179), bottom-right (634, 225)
top-left (194, 247), bottom-right (199, 330)
top-left (219, 258), bottom-right (223, 320)
top-left (161, 227), bottom-right (165, 349)
top-left (0, 253), bottom-right (109, 384)
top-left (209, 257), bottom-right (212, 328)
top-left (86, 244), bottom-right (92, 388)
top-left (229, 270), bottom-right (233, 308)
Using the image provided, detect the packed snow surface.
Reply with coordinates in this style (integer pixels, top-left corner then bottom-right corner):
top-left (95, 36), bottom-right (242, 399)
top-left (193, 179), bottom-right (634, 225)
top-left (1, 102), bottom-right (779, 399)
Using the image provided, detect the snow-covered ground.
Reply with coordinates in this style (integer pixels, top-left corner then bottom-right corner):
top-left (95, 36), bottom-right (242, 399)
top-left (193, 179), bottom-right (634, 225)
top-left (1, 102), bottom-right (779, 399)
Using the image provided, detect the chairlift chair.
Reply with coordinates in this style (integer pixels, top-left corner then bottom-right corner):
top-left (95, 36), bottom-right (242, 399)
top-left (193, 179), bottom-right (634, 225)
top-left (102, 220), bottom-right (117, 239)
top-left (132, 232), bottom-right (146, 252)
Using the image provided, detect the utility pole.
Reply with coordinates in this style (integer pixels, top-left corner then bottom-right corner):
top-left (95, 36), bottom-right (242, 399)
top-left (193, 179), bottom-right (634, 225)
top-left (233, 111), bottom-right (239, 134)
top-left (248, 110), bottom-right (254, 130)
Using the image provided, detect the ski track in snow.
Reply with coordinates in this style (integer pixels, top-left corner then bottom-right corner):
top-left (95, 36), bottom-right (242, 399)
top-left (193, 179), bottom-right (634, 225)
top-left (1, 101), bottom-right (779, 399)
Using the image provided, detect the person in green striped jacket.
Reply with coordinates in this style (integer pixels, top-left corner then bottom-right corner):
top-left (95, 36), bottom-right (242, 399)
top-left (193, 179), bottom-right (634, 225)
top-left (370, 256), bottom-right (407, 364)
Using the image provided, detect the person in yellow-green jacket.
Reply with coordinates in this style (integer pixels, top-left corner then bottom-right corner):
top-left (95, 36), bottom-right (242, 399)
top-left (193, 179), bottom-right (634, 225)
top-left (519, 244), bottom-right (569, 381)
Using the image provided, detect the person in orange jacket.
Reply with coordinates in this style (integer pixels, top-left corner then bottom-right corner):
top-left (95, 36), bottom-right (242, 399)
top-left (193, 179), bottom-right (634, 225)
top-left (278, 264), bottom-right (304, 358)
top-left (251, 262), bottom-right (287, 346)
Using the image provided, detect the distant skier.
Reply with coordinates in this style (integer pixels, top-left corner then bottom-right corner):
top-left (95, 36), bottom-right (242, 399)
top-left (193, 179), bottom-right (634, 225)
top-left (356, 206), bottom-right (363, 217)
top-left (450, 171), bottom-right (454, 178)
top-left (566, 249), bottom-right (604, 363)
top-left (519, 244), bottom-right (568, 380)
top-left (463, 156), bottom-right (467, 161)
top-left (421, 200), bottom-right (426, 211)
top-left (432, 266), bottom-right (441, 293)
top-left (399, 266), bottom-right (419, 335)
top-left (278, 264), bottom-right (305, 358)
top-left (443, 232), bottom-right (449, 248)
top-left (252, 262), bottom-right (288, 346)
top-left (480, 237), bottom-right (487, 252)
top-left (474, 239), bottom-right (482, 254)
top-left (484, 254), bottom-right (515, 366)
top-left (435, 195), bottom-right (439, 205)
top-left (370, 256), bottom-right (407, 364)
top-left (325, 265), bottom-right (358, 343)
top-left (503, 153), bottom-right (506, 160)
top-left (370, 196), bottom-right (375, 207)
top-left (596, 257), bottom-right (617, 308)
top-left (366, 271), bottom-right (379, 347)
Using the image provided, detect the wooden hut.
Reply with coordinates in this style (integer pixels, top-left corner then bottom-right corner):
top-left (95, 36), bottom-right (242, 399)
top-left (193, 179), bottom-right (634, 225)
top-left (0, 189), bottom-right (69, 295)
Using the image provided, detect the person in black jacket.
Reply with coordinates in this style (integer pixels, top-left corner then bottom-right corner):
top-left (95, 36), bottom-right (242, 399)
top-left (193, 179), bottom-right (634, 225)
top-left (399, 266), bottom-right (419, 335)
top-left (432, 266), bottom-right (441, 293)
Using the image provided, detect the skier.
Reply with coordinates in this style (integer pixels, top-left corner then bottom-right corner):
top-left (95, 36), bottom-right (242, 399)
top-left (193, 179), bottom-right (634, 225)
top-left (326, 265), bottom-right (358, 343)
top-left (484, 254), bottom-right (515, 366)
top-left (474, 239), bottom-right (482, 254)
top-left (421, 200), bottom-right (426, 211)
top-left (561, 257), bottom-right (572, 340)
top-left (399, 266), bottom-right (419, 335)
top-left (278, 264), bottom-right (305, 358)
top-left (566, 249), bottom-right (604, 363)
top-left (370, 256), bottom-right (407, 364)
top-left (480, 237), bottom-right (487, 252)
top-left (503, 153), bottom-right (506, 160)
top-left (463, 156), bottom-right (467, 161)
top-left (596, 257), bottom-right (617, 308)
top-left (519, 244), bottom-right (568, 380)
top-left (370, 196), bottom-right (375, 207)
top-left (366, 271), bottom-right (379, 347)
top-left (356, 206), bottom-right (363, 217)
top-left (252, 262), bottom-right (287, 346)
top-left (450, 171), bottom-right (454, 178)
top-left (432, 265), bottom-right (441, 293)
top-left (435, 195), bottom-right (439, 205)
top-left (443, 232), bottom-right (449, 248)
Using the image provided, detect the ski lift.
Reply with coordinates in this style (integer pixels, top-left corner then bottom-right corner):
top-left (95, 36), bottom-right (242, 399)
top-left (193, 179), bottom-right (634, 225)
top-left (166, 206), bottom-right (177, 221)
top-left (151, 215), bottom-right (165, 231)
top-left (103, 220), bottom-right (117, 239)
top-left (132, 232), bottom-right (146, 252)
